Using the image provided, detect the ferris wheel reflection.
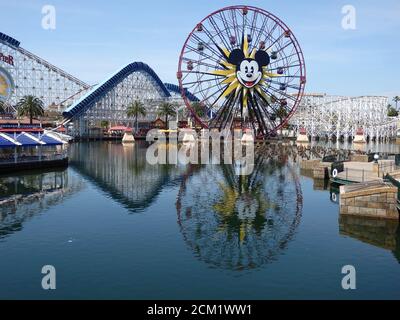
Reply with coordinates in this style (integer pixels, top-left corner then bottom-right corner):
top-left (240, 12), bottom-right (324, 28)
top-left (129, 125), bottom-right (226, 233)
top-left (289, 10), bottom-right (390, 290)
top-left (176, 152), bottom-right (303, 270)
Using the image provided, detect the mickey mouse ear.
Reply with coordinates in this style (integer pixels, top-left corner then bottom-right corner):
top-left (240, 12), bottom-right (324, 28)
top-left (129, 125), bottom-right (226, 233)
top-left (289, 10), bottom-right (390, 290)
top-left (255, 51), bottom-right (270, 66)
top-left (228, 49), bottom-right (245, 65)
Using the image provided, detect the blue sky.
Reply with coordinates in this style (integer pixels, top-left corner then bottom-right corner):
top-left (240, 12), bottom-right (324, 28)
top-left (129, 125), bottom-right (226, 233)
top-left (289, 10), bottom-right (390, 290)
top-left (1, 0), bottom-right (399, 101)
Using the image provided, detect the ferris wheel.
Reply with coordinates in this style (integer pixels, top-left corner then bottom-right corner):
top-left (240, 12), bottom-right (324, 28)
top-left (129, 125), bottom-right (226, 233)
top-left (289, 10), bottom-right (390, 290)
top-left (176, 157), bottom-right (303, 270)
top-left (177, 5), bottom-right (306, 137)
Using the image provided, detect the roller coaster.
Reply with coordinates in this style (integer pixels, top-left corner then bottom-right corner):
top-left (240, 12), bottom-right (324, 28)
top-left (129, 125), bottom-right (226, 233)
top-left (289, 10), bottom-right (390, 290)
top-left (0, 32), bottom-right (194, 138)
top-left (1, 30), bottom-right (397, 140)
top-left (291, 94), bottom-right (397, 141)
top-left (0, 32), bottom-right (89, 112)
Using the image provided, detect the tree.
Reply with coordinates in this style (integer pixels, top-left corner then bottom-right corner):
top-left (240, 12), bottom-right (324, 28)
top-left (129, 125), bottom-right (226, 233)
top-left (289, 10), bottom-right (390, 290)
top-left (44, 109), bottom-right (63, 121)
top-left (126, 100), bottom-right (146, 133)
top-left (387, 104), bottom-right (399, 117)
top-left (276, 106), bottom-right (288, 136)
top-left (191, 102), bottom-right (206, 118)
top-left (100, 120), bottom-right (109, 129)
top-left (393, 96), bottom-right (400, 110)
top-left (158, 102), bottom-right (177, 129)
top-left (177, 106), bottom-right (188, 122)
top-left (16, 95), bottom-right (44, 124)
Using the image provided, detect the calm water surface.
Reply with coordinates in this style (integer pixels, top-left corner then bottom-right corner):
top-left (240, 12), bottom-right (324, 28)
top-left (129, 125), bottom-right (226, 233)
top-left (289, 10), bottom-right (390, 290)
top-left (0, 141), bottom-right (399, 299)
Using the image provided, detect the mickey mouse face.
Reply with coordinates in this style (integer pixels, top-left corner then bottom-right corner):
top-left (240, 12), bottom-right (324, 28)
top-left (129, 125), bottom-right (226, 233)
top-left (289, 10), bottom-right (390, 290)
top-left (228, 49), bottom-right (271, 89)
top-left (237, 59), bottom-right (262, 88)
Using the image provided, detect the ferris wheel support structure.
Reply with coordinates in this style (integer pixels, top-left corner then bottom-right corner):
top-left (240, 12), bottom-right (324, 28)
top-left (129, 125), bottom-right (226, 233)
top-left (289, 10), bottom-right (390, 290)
top-left (178, 5), bottom-right (306, 137)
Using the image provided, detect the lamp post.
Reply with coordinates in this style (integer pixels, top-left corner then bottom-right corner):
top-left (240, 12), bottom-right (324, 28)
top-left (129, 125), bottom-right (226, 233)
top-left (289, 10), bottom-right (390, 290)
top-left (374, 154), bottom-right (379, 164)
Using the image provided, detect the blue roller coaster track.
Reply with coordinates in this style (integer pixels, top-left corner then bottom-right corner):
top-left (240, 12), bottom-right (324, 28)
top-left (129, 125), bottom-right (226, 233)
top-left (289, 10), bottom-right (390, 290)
top-left (164, 83), bottom-right (199, 102)
top-left (63, 62), bottom-right (171, 119)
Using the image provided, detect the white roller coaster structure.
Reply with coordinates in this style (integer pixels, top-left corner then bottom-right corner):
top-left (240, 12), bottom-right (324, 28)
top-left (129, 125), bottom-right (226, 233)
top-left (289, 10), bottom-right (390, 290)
top-left (0, 32), bottom-right (89, 111)
top-left (2, 31), bottom-right (397, 142)
top-left (291, 94), bottom-right (398, 141)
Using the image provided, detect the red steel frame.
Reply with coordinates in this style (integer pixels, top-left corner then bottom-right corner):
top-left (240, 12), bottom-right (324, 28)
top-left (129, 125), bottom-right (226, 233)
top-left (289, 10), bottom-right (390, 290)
top-left (177, 5), bottom-right (306, 135)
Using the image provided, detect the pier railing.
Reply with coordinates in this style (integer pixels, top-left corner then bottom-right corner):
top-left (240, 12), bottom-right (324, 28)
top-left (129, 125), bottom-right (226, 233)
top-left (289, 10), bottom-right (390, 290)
top-left (378, 162), bottom-right (400, 177)
top-left (0, 153), bottom-right (68, 165)
top-left (384, 173), bottom-right (400, 203)
top-left (332, 160), bottom-right (400, 184)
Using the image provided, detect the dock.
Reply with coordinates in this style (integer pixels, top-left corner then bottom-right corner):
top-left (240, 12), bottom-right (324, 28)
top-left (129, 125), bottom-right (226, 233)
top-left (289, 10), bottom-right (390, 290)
top-left (301, 155), bottom-right (400, 220)
top-left (332, 160), bottom-right (397, 184)
top-left (339, 181), bottom-right (398, 220)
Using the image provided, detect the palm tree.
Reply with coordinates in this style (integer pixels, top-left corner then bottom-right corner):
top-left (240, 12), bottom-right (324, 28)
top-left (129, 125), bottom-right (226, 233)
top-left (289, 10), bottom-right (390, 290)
top-left (276, 106), bottom-right (288, 136)
top-left (177, 107), bottom-right (187, 122)
top-left (387, 104), bottom-right (399, 117)
top-left (393, 96), bottom-right (400, 110)
top-left (126, 100), bottom-right (146, 133)
top-left (158, 102), bottom-right (177, 129)
top-left (16, 95), bottom-right (44, 124)
top-left (100, 120), bottom-right (109, 131)
top-left (191, 102), bottom-right (206, 118)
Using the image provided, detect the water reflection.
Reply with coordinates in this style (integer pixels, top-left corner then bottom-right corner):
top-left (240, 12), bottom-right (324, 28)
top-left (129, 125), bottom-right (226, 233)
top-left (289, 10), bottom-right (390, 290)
top-left (69, 142), bottom-right (305, 269)
top-left (176, 154), bottom-right (303, 270)
top-left (339, 215), bottom-right (400, 263)
top-left (330, 185), bottom-right (340, 204)
top-left (69, 142), bottom-right (186, 212)
top-left (0, 169), bottom-right (84, 240)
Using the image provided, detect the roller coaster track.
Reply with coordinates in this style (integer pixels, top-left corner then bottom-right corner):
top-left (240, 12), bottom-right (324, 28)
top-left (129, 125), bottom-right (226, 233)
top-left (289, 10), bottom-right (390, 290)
top-left (292, 94), bottom-right (396, 139)
top-left (16, 46), bottom-right (89, 89)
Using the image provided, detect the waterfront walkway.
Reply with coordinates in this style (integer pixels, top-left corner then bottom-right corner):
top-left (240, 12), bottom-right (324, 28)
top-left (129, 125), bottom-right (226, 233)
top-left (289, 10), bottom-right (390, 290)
top-left (334, 160), bottom-right (397, 184)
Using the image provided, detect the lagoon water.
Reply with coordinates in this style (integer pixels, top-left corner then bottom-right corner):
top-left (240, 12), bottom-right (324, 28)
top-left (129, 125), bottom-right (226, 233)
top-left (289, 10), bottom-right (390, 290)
top-left (0, 141), bottom-right (399, 299)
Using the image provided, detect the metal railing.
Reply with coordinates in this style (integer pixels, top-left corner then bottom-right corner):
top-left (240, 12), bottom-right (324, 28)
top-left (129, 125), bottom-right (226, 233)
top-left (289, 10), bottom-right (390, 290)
top-left (0, 153), bottom-right (67, 165)
top-left (378, 162), bottom-right (400, 177)
top-left (384, 174), bottom-right (400, 202)
top-left (332, 160), bottom-right (400, 183)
